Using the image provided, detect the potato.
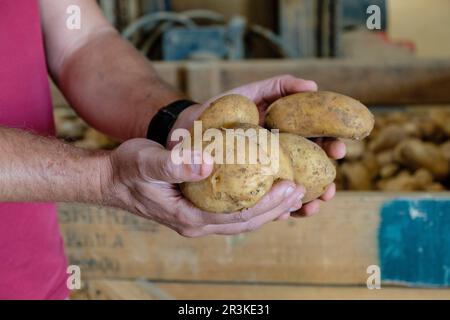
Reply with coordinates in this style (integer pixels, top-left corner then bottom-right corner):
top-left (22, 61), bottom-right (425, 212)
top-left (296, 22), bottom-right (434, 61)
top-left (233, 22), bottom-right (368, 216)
top-left (379, 163), bottom-right (399, 179)
top-left (394, 139), bottom-right (449, 179)
top-left (279, 133), bottom-right (336, 202)
top-left (340, 162), bottom-right (372, 190)
top-left (376, 150), bottom-right (394, 166)
top-left (368, 124), bottom-right (410, 152)
top-left (231, 123), bottom-right (294, 181)
top-left (198, 94), bottom-right (259, 131)
top-left (426, 183), bottom-right (446, 192)
top-left (413, 168), bottom-right (434, 189)
top-left (361, 152), bottom-right (379, 179)
top-left (181, 125), bottom-right (276, 213)
top-left (378, 169), bottom-right (435, 192)
top-left (377, 171), bottom-right (417, 191)
top-left (266, 91), bottom-right (374, 140)
top-left (441, 141), bottom-right (450, 161)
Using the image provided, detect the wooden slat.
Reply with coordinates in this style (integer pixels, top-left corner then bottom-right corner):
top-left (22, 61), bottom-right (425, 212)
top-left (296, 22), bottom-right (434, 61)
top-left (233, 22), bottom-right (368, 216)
top-left (183, 59), bottom-right (450, 105)
top-left (58, 192), bottom-right (450, 285)
top-left (73, 279), bottom-right (450, 300)
top-left (52, 59), bottom-right (450, 108)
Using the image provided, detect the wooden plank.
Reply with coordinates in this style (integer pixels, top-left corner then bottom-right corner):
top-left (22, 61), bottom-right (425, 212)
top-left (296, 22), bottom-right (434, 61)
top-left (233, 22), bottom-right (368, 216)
top-left (51, 59), bottom-right (450, 107)
top-left (184, 59), bottom-right (450, 104)
top-left (58, 192), bottom-right (450, 285)
top-left (73, 279), bottom-right (450, 300)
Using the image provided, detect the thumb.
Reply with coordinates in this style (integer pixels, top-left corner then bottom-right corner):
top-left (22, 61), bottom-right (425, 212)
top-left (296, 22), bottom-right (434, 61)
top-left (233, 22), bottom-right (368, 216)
top-left (144, 146), bottom-right (214, 183)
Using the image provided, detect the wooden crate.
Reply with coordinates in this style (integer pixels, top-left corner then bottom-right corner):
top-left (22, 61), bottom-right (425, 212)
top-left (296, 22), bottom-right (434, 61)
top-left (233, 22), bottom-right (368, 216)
top-left (60, 192), bottom-right (450, 300)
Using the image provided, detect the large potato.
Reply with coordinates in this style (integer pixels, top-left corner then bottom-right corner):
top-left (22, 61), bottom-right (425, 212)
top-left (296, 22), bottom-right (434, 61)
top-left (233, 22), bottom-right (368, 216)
top-left (279, 133), bottom-right (336, 202)
top-left (266, 91), bottom-right (374, 140)
top-left (181, 125), bottom-right (276, 213)
top-left (199, 94), bottom-right (259, 131)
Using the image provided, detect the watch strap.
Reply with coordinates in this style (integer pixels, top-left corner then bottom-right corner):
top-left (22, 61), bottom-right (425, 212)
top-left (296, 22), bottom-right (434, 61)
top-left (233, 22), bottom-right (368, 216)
top-left (146, 99), bottom-right (197, 147)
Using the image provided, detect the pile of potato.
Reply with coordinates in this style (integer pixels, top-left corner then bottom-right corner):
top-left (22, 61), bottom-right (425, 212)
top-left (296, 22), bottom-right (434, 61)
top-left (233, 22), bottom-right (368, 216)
top-left (336, 108), bottom-right (450, 191)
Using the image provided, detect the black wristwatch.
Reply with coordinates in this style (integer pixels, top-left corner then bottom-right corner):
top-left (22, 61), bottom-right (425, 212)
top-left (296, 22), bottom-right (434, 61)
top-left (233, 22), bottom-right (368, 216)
top-left (146, 99), bottom-right (197, 147)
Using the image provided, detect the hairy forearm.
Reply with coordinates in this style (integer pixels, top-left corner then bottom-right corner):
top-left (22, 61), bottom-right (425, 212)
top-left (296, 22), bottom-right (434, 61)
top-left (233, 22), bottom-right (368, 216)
top-left (55, 31), bottom-right (184, 141)
top-left (0, 126), bottom-right (110, 203)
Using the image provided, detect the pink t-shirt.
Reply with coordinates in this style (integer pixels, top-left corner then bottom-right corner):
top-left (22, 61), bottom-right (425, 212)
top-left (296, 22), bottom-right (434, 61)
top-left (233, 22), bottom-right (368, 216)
top-left (0, 0), bottom-right (69, 299)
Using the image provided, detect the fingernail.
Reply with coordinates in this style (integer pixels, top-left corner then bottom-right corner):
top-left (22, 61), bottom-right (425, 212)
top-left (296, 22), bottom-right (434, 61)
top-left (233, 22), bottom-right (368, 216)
top-left (284, 186), bottom-right (294, 197)
top-left (289, 207), bottom-right (298, 212)
top-left (298, 193), bottom-right (305, 201)
top-left (190, 164), bottom-right (202, 175)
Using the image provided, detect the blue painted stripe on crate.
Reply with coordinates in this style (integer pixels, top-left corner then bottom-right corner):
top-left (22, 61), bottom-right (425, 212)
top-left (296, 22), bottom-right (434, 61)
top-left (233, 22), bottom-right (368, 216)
top-left (379, 198), bottom-right (450, 287)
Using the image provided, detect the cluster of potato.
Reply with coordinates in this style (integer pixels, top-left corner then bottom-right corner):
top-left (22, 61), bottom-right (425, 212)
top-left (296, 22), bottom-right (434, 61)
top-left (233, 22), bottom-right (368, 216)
top-left (336, 108), bottom-right (450, 191)
top-left (181, 92), bottom-right (374, 213)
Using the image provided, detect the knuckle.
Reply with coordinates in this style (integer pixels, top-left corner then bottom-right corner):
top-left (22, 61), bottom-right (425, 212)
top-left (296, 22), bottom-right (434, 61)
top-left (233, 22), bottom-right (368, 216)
top-left (135, 148), bottom-right (148, 167)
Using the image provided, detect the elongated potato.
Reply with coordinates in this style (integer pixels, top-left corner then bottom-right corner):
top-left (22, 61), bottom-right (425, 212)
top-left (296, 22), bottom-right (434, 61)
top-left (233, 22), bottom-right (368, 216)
top-left (279, 133), bottom-right (336, 202)
top-left (266, 91), bottom-right (374, 140)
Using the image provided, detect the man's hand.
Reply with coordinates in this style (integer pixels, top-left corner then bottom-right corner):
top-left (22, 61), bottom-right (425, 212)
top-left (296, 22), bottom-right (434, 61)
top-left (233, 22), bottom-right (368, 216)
top-left (170, 75), bottom-right (346, 219)
top-left (103, 138), bottom-right (305, 237)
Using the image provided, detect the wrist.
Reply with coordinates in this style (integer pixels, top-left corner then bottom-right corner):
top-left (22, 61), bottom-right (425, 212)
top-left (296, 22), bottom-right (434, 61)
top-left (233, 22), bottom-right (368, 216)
top-left (145, 99), bottom-right (200, 148)
top-left (88, 150), bottom-right (116, 206)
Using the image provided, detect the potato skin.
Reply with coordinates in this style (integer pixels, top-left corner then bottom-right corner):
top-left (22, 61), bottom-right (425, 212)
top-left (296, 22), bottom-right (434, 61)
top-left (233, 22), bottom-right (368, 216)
top-left (266, 91), bottom-right (374, 140)
top-left (181, 125), bottom-right (276, 213)
top-left (279, 133), bottom-right (336, 202)
top-left (180, 163), bottom-right (274, 213)
top-left (230, 123), bottom-right (294, 181)
top-left (199, 94), bottom-right (259, 131)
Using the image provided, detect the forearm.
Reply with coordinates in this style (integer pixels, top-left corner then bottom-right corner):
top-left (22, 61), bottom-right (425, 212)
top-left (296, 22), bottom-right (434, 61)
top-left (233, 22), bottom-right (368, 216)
top-left (54, 31), bottom-right (184, 141)
top-left (0, 126), bottom-right (110, 203)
